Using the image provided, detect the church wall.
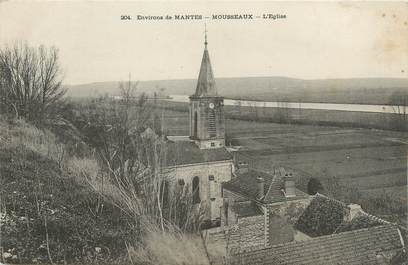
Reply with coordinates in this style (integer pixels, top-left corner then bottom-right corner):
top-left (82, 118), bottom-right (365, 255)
top-left (167, 160), bottom-right (233, 221)
top-left (190, 98), bottom-right (225, 143)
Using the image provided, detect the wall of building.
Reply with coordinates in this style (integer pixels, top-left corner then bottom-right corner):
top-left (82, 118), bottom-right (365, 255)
top-left (267, 198), bottom-right (312, 246)
top-left (190, 98), bottom-right (225, 142)
top-left (227, 214), bottom-right (265, 253)
top-left (222, 190), bottom-right (254, 227)
top-left (167, 160), bottom-right (233, 221)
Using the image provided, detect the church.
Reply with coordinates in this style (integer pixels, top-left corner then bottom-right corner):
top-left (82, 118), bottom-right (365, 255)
top-left (164, 32), bottom-right (234, 223)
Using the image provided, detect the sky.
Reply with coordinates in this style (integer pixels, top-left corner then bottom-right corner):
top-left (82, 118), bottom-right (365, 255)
top-left (0, 1), bottom-right (407, 85)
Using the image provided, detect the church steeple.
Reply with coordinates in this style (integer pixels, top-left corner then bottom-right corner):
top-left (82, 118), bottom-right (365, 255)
top-left (189, 28), bottom-right (225, 149)
top-left (194, 27), bottom-right (217, 97)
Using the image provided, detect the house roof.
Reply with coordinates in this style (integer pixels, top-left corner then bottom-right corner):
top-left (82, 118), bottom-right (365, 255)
top-left (335, 214), bottom-right (386, 234)
top-left (223, 168), bottom-right (308, 204)
top-left (229, 225), bottom-right (404, 265)
top-left (295, 194), bottom-right (389, 237)
top-left (231, 201), bottom-right (262, 218)
top-left (295, 194), bottom-right (348, 237)
top-left (163, 140), bottom-right (232, 167)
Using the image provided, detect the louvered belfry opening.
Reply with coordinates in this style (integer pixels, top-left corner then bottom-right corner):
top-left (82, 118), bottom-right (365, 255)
top-left (208, 108), bottom-right (216, 137)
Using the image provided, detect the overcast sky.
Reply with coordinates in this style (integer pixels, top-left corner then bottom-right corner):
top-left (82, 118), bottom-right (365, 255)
top-left (0, 1), bottom-right (407, 85)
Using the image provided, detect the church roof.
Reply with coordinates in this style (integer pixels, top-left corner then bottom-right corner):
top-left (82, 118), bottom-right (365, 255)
top-left (193, 36), bottom-right (218, 97)
top-left (229, 225), bottom-right (404, 265)
top-left (163, 140), bottom-right (232, 167)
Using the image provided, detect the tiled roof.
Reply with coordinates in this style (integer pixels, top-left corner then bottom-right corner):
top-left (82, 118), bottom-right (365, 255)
top-left (335, 214), bottom-right (385, 233)
top-left (163, 140), bottom-right (232, 167)
top-left (229, 225), bottom-right (404, 265)
top-left (223, 168), bottom-right (308, 203)
top-left (295, 194), bottom-right (348, 237)
top-left (231, 201), bottom-right (262, 218)
top-left (295, 194), bottom-right (391, 238)
top-left (223, 169), bottom-right (273, 200)
top-left (263, 168), bottom-right (308, 203)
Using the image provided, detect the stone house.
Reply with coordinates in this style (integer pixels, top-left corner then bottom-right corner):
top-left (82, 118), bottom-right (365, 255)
top-left (202, 165), bottom-right (406, 264)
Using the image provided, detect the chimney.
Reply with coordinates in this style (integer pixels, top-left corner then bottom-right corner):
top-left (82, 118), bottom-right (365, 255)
top-left (284, 173), bottom-right (296, 197)
top-left (237, 161), bottom-right (249, 174)
top-left (345, 203), bottom-right (363, 221)
top-left (256, 177), bottom-right (265, 200)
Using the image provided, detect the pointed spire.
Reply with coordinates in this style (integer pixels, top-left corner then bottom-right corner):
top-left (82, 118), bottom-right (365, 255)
top-left (194, 25), bottom-right (217, 97)
top-left (204, 23), bottom-right (208, 49)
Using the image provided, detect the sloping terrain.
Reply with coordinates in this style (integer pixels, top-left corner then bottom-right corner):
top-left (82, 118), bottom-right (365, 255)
top-left (0, 119), bottom-right (134, 264)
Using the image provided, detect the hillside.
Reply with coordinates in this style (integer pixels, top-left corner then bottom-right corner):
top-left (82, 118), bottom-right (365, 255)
top-left (65, 77), bottom-right (408, 105)
top-left (0, 118), bottom-right (134, 264)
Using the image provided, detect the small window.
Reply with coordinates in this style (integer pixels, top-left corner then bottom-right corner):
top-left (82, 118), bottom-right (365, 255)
top-left (209, 175), bottom-right (214, 181)
top-left (192, 176), bottom-right (200, 204)
top-left (211, 142), bottom-right (215, 147)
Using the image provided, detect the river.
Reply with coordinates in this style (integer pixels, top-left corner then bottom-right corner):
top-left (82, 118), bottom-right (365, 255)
top-left (166, 95), bottom-right (404, 114)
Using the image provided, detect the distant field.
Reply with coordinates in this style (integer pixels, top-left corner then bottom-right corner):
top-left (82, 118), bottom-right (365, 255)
top-left (161, 109), bottom-right (408, 208)
top-left (66, 76), bottom-right (408, 105)
top-left (158, 100), bottom-right (408, 132)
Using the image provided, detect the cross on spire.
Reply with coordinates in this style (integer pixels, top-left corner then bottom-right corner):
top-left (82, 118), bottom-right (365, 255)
top-left (194, 23), bottom-right (217, 97)
top-left (204, 23), bottom-right (208, 48)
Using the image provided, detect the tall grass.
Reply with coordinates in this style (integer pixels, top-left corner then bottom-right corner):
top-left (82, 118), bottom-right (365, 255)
top-left (65, 137), bottom-right (208, 265)
top-left (127, 229), bottom-right (209, 265)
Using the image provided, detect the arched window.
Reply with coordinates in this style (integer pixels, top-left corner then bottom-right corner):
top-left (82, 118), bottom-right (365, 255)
top-left (192, 176), bottom-right (200, 204)
top-left (224, 201), bottom-right (229, 226)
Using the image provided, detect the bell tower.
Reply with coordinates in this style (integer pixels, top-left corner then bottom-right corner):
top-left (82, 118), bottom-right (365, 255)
top-left (189, 29), bottom-right (225, 149)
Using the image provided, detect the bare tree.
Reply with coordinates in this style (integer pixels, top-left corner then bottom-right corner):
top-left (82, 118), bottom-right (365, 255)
top-left (79, 81), bottom-right (202, 233)
top-left (0, 42), bottom-right (65, 122)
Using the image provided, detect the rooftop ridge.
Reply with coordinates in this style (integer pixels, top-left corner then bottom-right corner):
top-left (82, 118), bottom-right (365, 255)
top-left (230, 225), bottom-right (399, 255)
top-left (263, 171), bottom-right (280, 201)
top-left (314, 192), bottom-right (348, 207)
top-left (359, 210), bottom-right (392, 225)
top-left (316, 193), bottom-right (393, 226)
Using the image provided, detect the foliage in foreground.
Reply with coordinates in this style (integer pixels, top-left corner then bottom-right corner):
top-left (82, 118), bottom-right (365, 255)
top-left (0, 91), bottom-right (210, 265)
top-left (0, 118), bottom-right (136, 264)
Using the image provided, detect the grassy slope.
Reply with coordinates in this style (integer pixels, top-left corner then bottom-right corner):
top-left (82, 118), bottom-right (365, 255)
top-left (0, 117), bottom-right (211, 265)
top-left (0, 118), bottom-right (134, 264)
